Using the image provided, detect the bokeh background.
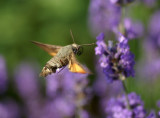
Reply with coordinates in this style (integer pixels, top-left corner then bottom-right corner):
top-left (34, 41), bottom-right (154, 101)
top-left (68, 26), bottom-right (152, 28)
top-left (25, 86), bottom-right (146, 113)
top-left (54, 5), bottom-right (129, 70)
top-left (0, 0), bottom-right (95, 71)
top-left (0, 0), bottom-right (160, 118)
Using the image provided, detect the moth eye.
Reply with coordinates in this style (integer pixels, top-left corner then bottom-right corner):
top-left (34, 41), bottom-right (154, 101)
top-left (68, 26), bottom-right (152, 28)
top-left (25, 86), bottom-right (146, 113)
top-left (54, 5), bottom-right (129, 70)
top-left (72, 48), bottom-right (77, 53)
top-left (74, 49), bottom-right (77, 53)
top-left (77, 47), bottom-right (83, 56)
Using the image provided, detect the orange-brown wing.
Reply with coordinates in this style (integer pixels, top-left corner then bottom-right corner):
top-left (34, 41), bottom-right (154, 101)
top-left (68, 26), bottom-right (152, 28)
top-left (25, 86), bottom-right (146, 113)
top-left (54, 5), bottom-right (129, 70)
top-left (68, 56), bottom-right (88, 74)
top-left (31, 41), bottom-right (62, 56)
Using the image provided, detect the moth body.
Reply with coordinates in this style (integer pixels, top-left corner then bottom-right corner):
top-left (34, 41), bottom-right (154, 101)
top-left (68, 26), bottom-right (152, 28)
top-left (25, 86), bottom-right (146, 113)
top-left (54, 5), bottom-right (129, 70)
top-left (34, 43), bottom-right (86, 77)
top-left (40, 45), bottom-right (73, 77)
top-left (32, 41), bottom-right (90, 77)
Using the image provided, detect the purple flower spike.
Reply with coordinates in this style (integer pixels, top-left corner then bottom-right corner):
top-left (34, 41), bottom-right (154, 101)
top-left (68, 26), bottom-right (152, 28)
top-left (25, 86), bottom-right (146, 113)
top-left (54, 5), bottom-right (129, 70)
top-left (105, 92), bottom-right (146, 118)
top-left (157, 100), bottom-right (160, 108)
top-left (14, 63), bottom-right (40, 100)
top-left (0, 55), bottom-right (7, 94)
top-left (124, 18), bottom-right (144, 39)
top-left (95, 33), bottom-right (107, 55)
top-left (0, 100), bottom-right (20, 118)
top-left (140, 11), bottom-right (160, 80)
top-left (95, 33), bottom-right (135, 82)
top-left (148, 11), bottom-right (160, 50)
top-left (46, 74), bottom-right (59, 98)
top-left (93, 62), bottom-right (123, 106)
top-left (0, 103), bottom-right (10, 118)
top-left (110, 0), bottom-right (135, 5)
top-left (149, 11), bottom-right (160, 35)
top-left (96, 32), bottom-right (105, 41)
top-left (147, 111), bottom-right (156, 118)
top-left (89, 0), bottom-right (121, 35)
top-left (45, 68), bottom-right (90, 118)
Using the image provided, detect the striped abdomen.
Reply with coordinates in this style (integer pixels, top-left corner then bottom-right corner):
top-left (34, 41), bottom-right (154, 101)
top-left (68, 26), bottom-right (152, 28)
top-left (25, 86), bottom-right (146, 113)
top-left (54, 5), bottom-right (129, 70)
top-left (40, 45), bottom-right (72, 77)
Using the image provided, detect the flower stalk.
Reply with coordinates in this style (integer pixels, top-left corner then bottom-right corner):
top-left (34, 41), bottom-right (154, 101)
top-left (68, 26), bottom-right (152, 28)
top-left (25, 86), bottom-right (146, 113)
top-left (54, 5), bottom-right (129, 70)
top-left (119, 6), bottom-right (126, 35)
top-left (119, 3), bottom-right (131, 110)
top-left (122, 79), bottom-right (131, 109)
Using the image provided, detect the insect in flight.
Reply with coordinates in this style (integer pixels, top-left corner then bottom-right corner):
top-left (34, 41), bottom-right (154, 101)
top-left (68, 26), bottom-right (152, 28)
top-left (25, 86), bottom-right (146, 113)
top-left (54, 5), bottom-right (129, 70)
top-left (32, 30), bottom-right (95, 77)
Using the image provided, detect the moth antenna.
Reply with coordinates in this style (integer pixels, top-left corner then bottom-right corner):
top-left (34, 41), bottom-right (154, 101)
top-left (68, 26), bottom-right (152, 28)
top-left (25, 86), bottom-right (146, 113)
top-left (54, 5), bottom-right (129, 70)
top-left (80, 43), bottom-right (96, 46)
top-left (70, 29), bottom-right (75, 43)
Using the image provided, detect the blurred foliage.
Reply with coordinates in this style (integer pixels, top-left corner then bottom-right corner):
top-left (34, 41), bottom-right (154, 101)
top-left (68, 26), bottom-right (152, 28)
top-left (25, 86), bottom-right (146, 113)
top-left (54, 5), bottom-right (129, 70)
top-left (0, 0), bottom-right (95, 74)
top-left (0, 0), bottom-right (160, 113)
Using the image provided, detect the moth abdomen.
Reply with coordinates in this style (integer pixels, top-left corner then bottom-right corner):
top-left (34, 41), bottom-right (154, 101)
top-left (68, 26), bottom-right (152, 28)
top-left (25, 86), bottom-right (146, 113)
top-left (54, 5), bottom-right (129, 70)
top-left (40, 67), bottom-right (52, 77)
top-left (48, 57), bottom-right (65, 68)
top-left (40, 56), bottom-right (69, 77)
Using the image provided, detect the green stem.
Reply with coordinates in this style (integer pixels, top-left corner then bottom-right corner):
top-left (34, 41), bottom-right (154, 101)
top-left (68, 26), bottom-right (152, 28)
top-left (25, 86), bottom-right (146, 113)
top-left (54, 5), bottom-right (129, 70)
top-left (118, 0), bottom-right (131, 110)
top-left (122, 80), bottom-right (131, 109)
top-left (119, 6), bottom-right (126, 35)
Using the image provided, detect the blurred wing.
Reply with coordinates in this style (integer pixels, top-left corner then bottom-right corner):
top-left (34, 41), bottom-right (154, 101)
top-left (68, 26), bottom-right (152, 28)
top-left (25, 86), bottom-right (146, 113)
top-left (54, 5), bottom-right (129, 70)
top-left (68, 56), bottom-right (88, 74)
top-left (31, 41), bottom-right (62, 56)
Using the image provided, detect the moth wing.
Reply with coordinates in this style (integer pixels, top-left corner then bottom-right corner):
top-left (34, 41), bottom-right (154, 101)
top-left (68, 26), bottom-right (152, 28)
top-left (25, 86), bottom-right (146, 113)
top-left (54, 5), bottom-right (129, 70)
top-left (31, 41), bottom-right (62, 56)
top-left (68, 56), bottom-right (89, 74)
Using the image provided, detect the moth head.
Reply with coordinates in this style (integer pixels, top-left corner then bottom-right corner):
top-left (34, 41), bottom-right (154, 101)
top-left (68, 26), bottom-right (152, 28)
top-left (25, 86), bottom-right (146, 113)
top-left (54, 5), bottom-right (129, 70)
top-left (72, 43), bottom-right (83, 56)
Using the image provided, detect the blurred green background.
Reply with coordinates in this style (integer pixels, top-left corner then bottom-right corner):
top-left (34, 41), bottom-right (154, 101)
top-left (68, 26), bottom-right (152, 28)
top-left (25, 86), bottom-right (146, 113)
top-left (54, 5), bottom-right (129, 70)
top-left (0, 0), bottom-right (160, 112)
top-left (0, 0), bottom-right (94, 73)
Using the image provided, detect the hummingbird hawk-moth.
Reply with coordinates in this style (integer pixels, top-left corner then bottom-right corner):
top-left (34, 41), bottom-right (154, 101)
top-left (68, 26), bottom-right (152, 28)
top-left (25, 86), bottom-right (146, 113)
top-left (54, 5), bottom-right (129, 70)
top-left (32, 31), bottom-right (94, 77)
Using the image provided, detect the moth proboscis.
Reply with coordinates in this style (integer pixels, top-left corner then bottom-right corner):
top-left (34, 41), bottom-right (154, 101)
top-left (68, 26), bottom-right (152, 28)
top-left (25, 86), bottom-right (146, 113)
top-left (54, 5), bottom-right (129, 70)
top-left (32, 30), bottom-right (95, 77)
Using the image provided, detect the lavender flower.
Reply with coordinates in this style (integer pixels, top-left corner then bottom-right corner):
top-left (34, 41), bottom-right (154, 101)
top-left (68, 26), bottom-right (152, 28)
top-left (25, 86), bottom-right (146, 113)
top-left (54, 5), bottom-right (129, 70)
top-left (95, 33), bottom-right (135, 82)
top-left (89, 0), bottom-right (121, 35)
top-left (45, 68), bottom-right (90, 118)
top-left (157, 100), bottom-right (160, 108)
top-left (105, 92), bottom-right (146, 118)
top-left (94, 73), bottom-right (123, 98)
top-left (147, 111), bottom-right (156, 118)
top-left (157, 100), bottom-right (160, 117)
top-left (93, 62), bottom-right (123, 98)
top-left (124, 18), bottom-right (144, 39)
top-left (14, 62), bottom-right (44, 118)
top-left (110, 0), bottom-right (134, 5)
top-left (95, 33), bottom-right (107, 55)
top-left (148, 11), bottom-right (160, 50)
top-left (44, 97), bottom-right (75, 118)
top-left (139, 58), bottom-right (160, 80)
top-left (0, 103), bottom-right (10, 118)
top-left (139, 11), bottom-right (160, 80)
top-left (146, 100), bottom-right (160, 118)
top-left (0, 100), bottom-right (20, 118)
top-left (0, 55), bottom-right (7, 94)
top-left (14, 63), bottom-right (40, 100)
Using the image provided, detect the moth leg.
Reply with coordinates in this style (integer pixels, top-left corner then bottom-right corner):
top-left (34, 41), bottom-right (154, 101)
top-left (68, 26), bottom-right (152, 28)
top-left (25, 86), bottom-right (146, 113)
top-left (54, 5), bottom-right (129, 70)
top-left (68, 59), bottom-right (72, 69)
top-left (68, 54), bottom-right (74, 69)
